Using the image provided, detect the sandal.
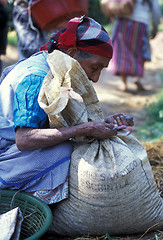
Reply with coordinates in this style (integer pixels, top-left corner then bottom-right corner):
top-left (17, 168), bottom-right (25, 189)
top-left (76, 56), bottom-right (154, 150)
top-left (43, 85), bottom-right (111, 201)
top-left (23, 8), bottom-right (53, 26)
top-left (134, 81), bottom-right (146, 91)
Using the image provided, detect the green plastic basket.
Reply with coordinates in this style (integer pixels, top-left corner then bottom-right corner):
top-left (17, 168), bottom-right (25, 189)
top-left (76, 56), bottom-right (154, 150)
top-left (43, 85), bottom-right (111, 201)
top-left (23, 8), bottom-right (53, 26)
top-left (0, 189), bottom-right (53, 240)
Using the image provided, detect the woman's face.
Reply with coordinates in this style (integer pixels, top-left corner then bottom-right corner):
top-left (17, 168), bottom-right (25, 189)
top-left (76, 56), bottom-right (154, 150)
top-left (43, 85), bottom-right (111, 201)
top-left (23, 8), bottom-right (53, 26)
top-left (77, 55), bottom-right (111, 83)
top-left (67, 48), bottom-right (111, 83)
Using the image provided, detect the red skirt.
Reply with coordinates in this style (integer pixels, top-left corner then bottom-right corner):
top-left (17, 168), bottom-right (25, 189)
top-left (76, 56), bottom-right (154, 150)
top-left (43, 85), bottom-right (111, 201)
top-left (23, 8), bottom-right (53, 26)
top-left (109, 18), bottom-right (151, 77)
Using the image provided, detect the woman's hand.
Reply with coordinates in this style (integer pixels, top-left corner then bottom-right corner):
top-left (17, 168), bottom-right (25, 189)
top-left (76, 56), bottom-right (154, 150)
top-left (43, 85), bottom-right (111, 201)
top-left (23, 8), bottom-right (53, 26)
top-left (105, 113), bottom-right (134, 126)
top-left (86, 121), bottom-right (117, 139)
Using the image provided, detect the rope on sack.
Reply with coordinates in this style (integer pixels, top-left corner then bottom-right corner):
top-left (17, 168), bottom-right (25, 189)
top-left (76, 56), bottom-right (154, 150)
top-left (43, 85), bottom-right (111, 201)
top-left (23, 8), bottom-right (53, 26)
top-left (113, 116), bottom-right (132, 136)
top-left (113, 125), bottom-right (132, 136)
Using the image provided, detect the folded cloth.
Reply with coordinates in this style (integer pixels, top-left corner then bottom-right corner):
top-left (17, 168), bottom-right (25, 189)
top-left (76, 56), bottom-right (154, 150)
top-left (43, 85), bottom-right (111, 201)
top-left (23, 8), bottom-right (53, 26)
top-left (0, 207), bottom-right (23, 240)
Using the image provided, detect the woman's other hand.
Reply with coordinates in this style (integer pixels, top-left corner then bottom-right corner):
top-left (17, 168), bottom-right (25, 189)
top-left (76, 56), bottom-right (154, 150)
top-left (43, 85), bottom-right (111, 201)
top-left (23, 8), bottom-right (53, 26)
top-left (105, 113), bottom-right (134, 126)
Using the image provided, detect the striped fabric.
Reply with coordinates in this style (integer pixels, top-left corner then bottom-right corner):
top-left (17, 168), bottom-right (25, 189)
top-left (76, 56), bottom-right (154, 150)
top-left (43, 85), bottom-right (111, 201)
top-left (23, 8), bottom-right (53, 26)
top-left (110, 18), bottom-right (151, 77)
top-left (33, 177), bottom-right (69, 204)
top-left (40, 16), bottom-right (113, 58)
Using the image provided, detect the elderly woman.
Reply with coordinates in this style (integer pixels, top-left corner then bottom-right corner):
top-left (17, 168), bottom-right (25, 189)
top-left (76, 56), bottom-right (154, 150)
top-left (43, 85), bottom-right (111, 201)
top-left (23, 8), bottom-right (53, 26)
top-left (0, 16), bottom-right (133, 204)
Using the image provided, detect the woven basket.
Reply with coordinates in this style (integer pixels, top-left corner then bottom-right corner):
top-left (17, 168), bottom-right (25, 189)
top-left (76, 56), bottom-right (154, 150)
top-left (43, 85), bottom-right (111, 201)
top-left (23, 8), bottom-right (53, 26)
top-left (0, 189), bottom-right (53, 240)
top-left (30, 0), bottom-right (88, 31)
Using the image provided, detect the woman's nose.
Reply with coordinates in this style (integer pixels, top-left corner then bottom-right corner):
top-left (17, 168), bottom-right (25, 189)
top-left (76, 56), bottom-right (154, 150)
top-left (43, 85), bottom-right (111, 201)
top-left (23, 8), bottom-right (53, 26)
top-left (91, 71), bottom-right (101, 83)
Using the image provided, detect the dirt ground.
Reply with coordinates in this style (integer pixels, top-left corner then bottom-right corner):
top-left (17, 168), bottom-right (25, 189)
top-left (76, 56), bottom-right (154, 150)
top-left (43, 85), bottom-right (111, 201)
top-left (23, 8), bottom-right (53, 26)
top-left (1, 32), bottom-right (163, 240)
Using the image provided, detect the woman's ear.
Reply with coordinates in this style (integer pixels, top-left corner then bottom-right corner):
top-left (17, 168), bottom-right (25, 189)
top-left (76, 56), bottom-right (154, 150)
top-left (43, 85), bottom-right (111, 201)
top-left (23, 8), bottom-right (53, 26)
top-left (66, 47), bottom-right (78, 58)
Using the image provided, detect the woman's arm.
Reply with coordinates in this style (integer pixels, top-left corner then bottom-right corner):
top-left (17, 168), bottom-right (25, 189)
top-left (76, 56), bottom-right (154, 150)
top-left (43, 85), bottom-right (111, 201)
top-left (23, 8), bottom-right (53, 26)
top-left (16, 121), bottom-right (117, 151)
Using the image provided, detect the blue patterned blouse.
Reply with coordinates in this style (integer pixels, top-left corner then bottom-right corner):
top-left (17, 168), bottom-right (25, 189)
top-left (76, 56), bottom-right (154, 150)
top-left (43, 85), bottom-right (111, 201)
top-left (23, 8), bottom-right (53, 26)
top-left (13, 71), bottom-right (48, 130)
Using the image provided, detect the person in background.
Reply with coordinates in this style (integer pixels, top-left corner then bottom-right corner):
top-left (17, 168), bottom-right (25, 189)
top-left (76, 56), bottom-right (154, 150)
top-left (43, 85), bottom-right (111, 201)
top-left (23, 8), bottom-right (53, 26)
top-left (13, 0), bottom-right (48, 60)
top-left (0, 16), bottom-right (134, 205)
top-left (109, 0), bottom-right (161, 92)
top-left (0, 0), bottom-right (8, 76)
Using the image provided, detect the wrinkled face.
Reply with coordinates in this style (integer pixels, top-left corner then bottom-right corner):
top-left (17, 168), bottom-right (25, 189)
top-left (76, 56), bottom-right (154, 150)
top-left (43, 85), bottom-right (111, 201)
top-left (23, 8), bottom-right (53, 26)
top-left (75, 54), bottom-right (111, 83)
top-left (66, 48), bottom-right (111, 83)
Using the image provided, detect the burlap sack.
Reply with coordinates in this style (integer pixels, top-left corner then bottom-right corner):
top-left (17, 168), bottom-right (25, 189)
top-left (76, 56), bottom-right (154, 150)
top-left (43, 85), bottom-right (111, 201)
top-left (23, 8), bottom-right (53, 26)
top-left (38, 50), bottom-right (163, 236)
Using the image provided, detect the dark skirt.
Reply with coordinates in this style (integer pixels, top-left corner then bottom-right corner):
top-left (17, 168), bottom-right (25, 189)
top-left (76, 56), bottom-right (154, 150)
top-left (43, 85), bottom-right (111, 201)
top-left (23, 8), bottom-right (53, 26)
top-left (0, 2), bottom-right (8, 55)
top-left (110, 18), bottom-right (151, 77)
top-left (0, 26), bottom-right (8, 55)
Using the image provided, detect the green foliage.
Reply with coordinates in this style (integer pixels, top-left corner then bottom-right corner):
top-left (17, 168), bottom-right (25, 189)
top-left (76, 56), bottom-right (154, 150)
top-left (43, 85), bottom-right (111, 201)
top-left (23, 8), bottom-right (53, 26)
top-left (105, 232), bottom-right (119, 240)
top-left (7, 30), bottom-right (17, 46)
top-left (88, 0), bottom-right (109, 25)
top-left (160, 0), bottom-right (163, 15)
top-left (137, 121), bottom-right (163, 141)
top-left (155, 234), bottom-right (161, 240)
top-left (145, 93), bottom-right (163, 122)
top-left (7, 0), bottom-right (14, 30)
top-left (135, 72), bottom-right (163, 141)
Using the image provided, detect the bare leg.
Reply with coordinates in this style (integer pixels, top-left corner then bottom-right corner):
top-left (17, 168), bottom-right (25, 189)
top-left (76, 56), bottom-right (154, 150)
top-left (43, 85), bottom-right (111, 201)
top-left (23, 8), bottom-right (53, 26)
top-left (134, 77), bottom-right (146, 91)
top-left (121, 74), bottom-right (128, 91)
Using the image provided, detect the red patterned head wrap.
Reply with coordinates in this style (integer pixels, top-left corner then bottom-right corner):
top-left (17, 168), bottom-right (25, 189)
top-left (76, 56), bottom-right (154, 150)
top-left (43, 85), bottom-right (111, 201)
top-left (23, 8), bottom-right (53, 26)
top-left (40, 16), bottom-right (113, 58)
